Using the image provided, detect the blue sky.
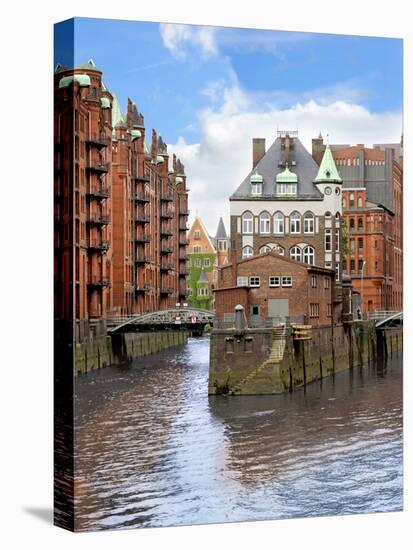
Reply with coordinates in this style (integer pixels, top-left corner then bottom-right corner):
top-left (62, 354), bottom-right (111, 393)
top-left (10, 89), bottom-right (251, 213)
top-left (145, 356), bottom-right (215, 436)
top-left (54, 18), bottom-right (403, 233)
top-left (55, 18), bottom-right (402, 145)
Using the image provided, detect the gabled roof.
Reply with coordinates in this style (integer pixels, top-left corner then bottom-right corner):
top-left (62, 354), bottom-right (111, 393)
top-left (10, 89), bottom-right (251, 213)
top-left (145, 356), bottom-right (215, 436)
top-left (231, 137), bottom-right (323, 199)
top-left (189, 215), bottom-right (216, 253)
top-left (314, 143), bottom-right (342, 183)
top-left (215, 217), bottom-right (228, 240)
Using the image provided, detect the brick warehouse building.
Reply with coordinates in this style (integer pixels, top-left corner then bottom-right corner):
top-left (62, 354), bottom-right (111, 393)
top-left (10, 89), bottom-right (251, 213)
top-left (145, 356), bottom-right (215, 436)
top-left (54, 60), bottom-right (189, 343)
top-left (216, 251), bottom-right (335, 327)
top-left (312, 136), bottom-right (403, 312)
top-left (219, 131), bottom-right (344, 324)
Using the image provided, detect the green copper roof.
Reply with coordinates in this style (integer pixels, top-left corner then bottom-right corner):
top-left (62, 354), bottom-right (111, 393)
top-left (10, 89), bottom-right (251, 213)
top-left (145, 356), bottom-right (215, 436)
top-left (131, 129), bottom-right (142, 141)
top-left (156, 155), bottom-right (164, 164)
top-left (144, 141), bottom-right (151, 155)
top-left (59, 74), bottom-right (91, 89)
top-left (314, 143), bottom-right (342, 183)
top-left (250, 171), bottom-right (263, 184)
top-left (100, 97), bottom-right (111, 109)
top-left (275, 165), bottom-right (298, 183)
top-left (176, 176), bottom-right (183, 184)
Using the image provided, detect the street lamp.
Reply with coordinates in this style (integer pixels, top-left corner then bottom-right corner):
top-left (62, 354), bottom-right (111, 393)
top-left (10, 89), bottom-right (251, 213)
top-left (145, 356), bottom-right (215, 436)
top-left (361, 260), bottom-right (366, 317)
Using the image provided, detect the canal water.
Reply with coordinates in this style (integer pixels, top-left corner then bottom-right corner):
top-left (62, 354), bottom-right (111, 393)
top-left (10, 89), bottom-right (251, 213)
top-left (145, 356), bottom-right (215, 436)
top-left (74, 336), bottom-right (403, 531)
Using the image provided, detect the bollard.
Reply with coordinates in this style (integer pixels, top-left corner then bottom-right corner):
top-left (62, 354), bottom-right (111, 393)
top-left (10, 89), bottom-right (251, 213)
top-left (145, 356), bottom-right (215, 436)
top-left (234, 304), bottom-right (246, 330)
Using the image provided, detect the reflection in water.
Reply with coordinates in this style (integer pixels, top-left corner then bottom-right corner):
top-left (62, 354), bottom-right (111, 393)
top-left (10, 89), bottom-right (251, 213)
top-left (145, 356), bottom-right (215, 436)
top-left (74, 336), bottom-right (402, 531)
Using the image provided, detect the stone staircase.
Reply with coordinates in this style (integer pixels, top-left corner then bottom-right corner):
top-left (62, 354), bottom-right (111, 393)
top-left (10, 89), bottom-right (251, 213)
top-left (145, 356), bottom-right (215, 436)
top-left (231, 326), bottom-right (286, 394)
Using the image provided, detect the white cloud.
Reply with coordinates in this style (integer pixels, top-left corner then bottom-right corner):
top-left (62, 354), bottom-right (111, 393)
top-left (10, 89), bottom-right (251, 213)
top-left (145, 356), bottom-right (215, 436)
top-left (160, 23), bottom-right (218, 60)
top-left (168, 82), bottom-right (402, 236)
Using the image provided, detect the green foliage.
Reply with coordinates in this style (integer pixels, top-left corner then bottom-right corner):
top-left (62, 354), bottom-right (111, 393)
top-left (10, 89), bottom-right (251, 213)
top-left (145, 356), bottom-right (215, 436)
top-left (341, 218), bottom-right (350, 257)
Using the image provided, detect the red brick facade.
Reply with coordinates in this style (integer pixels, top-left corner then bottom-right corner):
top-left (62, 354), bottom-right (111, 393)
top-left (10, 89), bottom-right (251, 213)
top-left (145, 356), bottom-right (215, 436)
top-left (54, 61), bottom-right (189, 342)
top-left (216, 251), bottom-right (334, 327)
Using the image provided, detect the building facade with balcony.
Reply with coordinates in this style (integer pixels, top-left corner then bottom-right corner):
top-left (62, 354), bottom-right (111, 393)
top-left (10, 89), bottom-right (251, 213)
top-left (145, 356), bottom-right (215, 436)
top-left (312, 136), bottom-right (403, 312)
top-left (54, 59), bottom-right (189, 343)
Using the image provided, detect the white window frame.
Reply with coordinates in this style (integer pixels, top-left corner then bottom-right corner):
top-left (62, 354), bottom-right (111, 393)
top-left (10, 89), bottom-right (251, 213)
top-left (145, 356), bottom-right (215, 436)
top-left (281, 276), bottom-right (292, 287)
top-left (311, 275), bottom-right (317, 288)
top-left (325, 229), bottom-right (332, 252)
top-left (260, 245), bottom-right (271, 254)
top-left (193, 245), bottom-right (201, 254)
top-left (251, 183), bottom-right (262, 196)
top-left (242, 245), bottom-right (253, 259)
top-left (259, 212), bottom-right (270, 234)
top-left (303, 246), bottom-right (315, 265)
top-left (290, 246), bottom-right (302, 262)
top-left (194, 258), bottom-right (201, 267)
top-left (290, 212), bottom-right (301, 234)
top-left (204, 258), bottom-right (210, 267)
top-left (237, 276), bottom-right (248, 287)
top-left (269, 276), bottom-right (280, 287)
top-left (242, 212), bottom-right (253, 234)
top-left (304, 213), bottom-right (314, 234)
top-left (249, 276), bottom-right (261, 287)
top-left (324, 277), bottom-right (330, 289)
top-left (274, 212), bottom-right (284, 234)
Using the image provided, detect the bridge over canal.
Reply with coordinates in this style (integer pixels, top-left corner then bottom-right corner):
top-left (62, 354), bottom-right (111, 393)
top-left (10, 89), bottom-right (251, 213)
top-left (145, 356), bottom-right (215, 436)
top-left (107, 308), bottom-right (215, 334)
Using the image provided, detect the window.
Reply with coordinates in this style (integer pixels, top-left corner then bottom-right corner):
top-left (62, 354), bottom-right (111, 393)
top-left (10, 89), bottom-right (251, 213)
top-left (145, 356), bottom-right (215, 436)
top-left (325, 229), bottom-right (332, 252)
top-left (290, 212), bottom-right (301, 233)
top-left (311, 275), bottom-right (317, 288)
top-left (357, 218), bottom-right (363, 231)
top-left (187, 286), bottom-right (192, 295)
top-left (358, 197), bottom-right (363, 208)
top-left (324, 277), bottom-right (330, 289)
top-left (281, 276), bottom-right (292, 287)
top-left (309, 303), bottom-right (320, 318)
top-left (303, 246), bottom-right (315, 265)
top-left (194, 230), bottom-right (200, 240)
top-left (193, 245), bottom-right (201, 253)
top-left (274, 212), bottom-right (284, 234)
top-left (269, 276), bottom-right (280, 287)
top-left (218, 240), bottom-right (227, 251)
top-left (358, 259), bottom-right (364, 271)
top-left (349, 193), bottom-right (355, 207)
top-left (335, 229), bottom-right (340, 252)
top-left (290, 246), bottom-right (302, 262)
top-left (251, 305), bottom-right (260, 316)
top-left (327, 303), bottom-right (332, 317)
top-left (204, 258), bottom-right (210, 267)
top-left (349, 218), bottom-right (355, 230)
top-left (242, 245), bottom-right (253, 259)
top-left (260, 245), bottom-right (271, 254)
top-left (350, 259), bottom-right (355, 272)
top-left (237, 276), bottom-right (248, 287)
top-left (198, 287), bottom-right (209, 296)
top-left (242, 211), bottom-right (253, 234)
top-left (249, 276), bottom-right (260, 287)
top-left (251, 183), bottom-right (262, 196)
top-left (335, 264), bottom-right (340, 281)
top-left (342, 259), bottom-right (347, 272)
top-left (195, 258), bottom-right (201, 267)
top-left (342, 197), bottom-right (347, 209)
top-left (358, 238), bottom-right (363, 251)
top-left (335, 212), bottom-right (341, 228)
top-left (259, 212), bottom-right (270, 234)
top-left (304, 212), bottom-right (314, 234)
top-left (349, 238), bottom-right (355, 254)
top-left (374, 240), bottom-right (378, 249)
top-left (277, 183), bottom-right (297, 196)
top-left (375, 260), bottom-right (379, 272)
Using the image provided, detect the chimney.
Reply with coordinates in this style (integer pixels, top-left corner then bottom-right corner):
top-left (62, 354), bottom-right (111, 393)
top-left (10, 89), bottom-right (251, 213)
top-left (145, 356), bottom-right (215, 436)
top-left (252, 138), bottom-right (266, 168)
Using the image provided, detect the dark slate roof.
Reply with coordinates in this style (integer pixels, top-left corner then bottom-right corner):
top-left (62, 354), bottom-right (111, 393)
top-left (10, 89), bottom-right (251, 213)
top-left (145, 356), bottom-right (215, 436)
top-left (176, 159), bottom-right (185, 175)
top-left (215, 217), bottom-right (227, 239)
top-left (231, 137), bottom-right (323, 199)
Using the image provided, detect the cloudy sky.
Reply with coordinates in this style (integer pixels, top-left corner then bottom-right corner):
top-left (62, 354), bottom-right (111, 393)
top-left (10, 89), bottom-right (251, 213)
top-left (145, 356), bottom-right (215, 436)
top-left (55, 18), bottom-right (403, 235)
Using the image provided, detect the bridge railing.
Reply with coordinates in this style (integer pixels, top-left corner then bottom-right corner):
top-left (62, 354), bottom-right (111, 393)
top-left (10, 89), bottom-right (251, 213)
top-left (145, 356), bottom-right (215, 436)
top-left (365, 310), bottom-right (401, 321)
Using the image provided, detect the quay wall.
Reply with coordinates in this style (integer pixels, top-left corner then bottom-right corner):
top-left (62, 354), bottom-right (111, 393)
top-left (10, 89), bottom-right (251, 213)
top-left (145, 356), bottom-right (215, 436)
top-left (209, 321), bottom-right (383, 395)
top-left (74, 330), bottom-right (189, 375)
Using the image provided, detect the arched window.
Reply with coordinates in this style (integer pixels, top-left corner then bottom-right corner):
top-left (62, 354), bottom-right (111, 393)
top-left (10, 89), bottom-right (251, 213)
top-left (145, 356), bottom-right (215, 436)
top-left (342, 197), bottom-right (346, 208)
top-left (357, 218), bottom-right (363, 231)
top-left (242, 211), bottom-right (253, 234)
top-left (335, 212), bottom-right (341, 228)
top-left (290, 211), bottom-right (301, 234)
top-left (290, 246), bottom-right (302, 262)
top-left (304, 212), bottom-right (314, 234)
top-left (349, 193), bottom-right (354, 207)
top-left (260, 245), bottom-right (271, 254)
top-left (358, 196), bottom-right (363, 208)
top-left (303, 246), bottom-right (315, 265)
top-left (274, 212), bottom-right (284, 234)
top-left (275, 245), bottom-right (285, 256)
top-left (259, 211), bottom-right (270, 234)
top-left (242, 245), bottom-right (253, 259)
top-left (349, 218), bottom-right (355, 230)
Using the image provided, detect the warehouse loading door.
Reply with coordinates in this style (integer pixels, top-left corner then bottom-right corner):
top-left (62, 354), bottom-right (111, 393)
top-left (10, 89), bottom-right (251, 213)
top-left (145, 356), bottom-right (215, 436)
top-left (268, 298), bottom-right (289, 321)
